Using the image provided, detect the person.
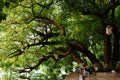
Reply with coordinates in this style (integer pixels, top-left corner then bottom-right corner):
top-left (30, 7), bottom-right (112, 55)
top-left (79, 63), bottom-right (91, 80)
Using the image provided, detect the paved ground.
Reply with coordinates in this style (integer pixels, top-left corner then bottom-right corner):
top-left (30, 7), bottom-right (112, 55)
top-left (89, 72), bottom-right (120, 80)
top-left (65, 72), bottom-right (120, 80)
top-left (89, 76), bottom-right (120, 80)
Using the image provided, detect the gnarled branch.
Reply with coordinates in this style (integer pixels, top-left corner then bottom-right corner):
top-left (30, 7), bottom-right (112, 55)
top-left (18, 47), bottom-right (71, 73)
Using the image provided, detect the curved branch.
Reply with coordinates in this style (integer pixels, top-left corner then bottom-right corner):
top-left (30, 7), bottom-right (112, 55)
top-left (68, 40), bottom-right (103, 71)
top-left (30, 15), bottom-right (66, 36)
top-left (38, 15), bottom-right (66, 36)
top-left (18, 47), bottom-right (71, 73)
top-left (7, 40), bottom-right (61, 58)
top-left (68, 40), bottom-right (100, 64)
top-left (32, 29), bottom-right (59, 39)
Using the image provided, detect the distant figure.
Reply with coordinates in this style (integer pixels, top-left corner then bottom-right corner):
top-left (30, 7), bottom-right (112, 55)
top-left (79, 62), bottom-right (94, 80)
top-left (65, 63), bottom-right (93, 80)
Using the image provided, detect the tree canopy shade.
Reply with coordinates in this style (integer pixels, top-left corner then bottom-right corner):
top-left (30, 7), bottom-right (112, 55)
top-left (64, 0), bottom-right (120, 70)
top-left (0, 0), bottom-right (120, 79)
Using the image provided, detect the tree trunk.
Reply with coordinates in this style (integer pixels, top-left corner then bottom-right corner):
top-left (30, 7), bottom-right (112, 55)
top-left (103, 29), bottom-right (112, 71)
top-left (112, 26), bottom-right (120, 71)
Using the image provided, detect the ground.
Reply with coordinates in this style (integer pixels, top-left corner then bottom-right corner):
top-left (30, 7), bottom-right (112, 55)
top-left (65, 71), bottom-right (120, 80)
top-left (89, 72), bottom-right (120, 80)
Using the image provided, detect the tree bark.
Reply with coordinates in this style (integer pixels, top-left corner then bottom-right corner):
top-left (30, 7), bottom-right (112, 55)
top-left (69, 41), bottom-right (103, 71)
top-left (70, 51), bottom-right (83, 64)
top-left (112, 26), bottom-right (120, 70)
top-left (103, 28), bottom-right (112, 71)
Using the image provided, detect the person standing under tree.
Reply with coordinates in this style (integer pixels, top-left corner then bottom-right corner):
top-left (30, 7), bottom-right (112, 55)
top-left (79, 63), bottom-right (91, 80)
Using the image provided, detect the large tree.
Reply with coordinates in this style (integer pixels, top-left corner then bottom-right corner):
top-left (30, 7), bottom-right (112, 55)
top-left (0, 0), bottom-right (120, 79)
top-left (64, 0), bottom-right (120, 71)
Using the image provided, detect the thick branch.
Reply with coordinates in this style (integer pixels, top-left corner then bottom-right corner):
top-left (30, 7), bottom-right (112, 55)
top-left (27, 41), bottom-right (62, 48)
top-left (68, 40), bottom-right (104, 71)
top-left (30, 15), bottom-right (66, 36)
top-left (32, 29), bottom-right (59, 39)
top-left (18, 47), bottom-right (71, 73)
top-left (70, 51), bottom-right (83, 64)
top-left (68, 40), bottom-right (100, 64)
top-left (7, 40), bottom-right (62, 58)
top-left (7, 49), bottom-right (23, 58)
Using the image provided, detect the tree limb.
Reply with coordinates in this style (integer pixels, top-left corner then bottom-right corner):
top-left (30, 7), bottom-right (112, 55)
top-left (103, 2), bottom-right (120, 17)
top-left (18, 47), bottom-right (71, 73)
top-left (32, 29), bottom-right (60, 39)
top-left (29, 15), bottom-right (66, 36)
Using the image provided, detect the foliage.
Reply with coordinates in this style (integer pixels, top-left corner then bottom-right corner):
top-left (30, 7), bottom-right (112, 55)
top-left (0, 0), bottom-right (120, 79)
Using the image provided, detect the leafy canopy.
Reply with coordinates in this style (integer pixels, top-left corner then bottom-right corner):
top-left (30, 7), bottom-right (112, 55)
top-left (0, 0), bottom-right (120, 79)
